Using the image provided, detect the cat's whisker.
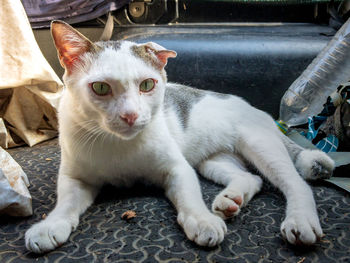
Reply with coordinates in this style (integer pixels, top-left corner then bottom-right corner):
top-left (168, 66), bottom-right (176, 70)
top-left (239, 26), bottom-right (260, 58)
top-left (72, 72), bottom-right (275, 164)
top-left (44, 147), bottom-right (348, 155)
top-left (87, 128), bottom-right (106, 163)
top-left (71, 125), bottom-right (103, 158)
top-left (100, 130), bottom-right (111, 147)
top-left (79, 127), bottom-right (102, 150)
top-left (70, 121), bottom-right (98, 139)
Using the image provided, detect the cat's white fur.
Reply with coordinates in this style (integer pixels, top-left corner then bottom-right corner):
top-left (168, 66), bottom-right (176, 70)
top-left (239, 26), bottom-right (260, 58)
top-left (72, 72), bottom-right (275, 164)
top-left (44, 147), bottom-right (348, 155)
top-left (25, 21), bottom-right (335, 253)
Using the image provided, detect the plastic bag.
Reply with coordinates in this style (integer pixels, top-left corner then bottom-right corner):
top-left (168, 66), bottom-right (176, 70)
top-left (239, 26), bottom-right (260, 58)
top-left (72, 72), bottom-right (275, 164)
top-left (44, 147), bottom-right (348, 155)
top-left (0, 147), bottom-right (32, 217)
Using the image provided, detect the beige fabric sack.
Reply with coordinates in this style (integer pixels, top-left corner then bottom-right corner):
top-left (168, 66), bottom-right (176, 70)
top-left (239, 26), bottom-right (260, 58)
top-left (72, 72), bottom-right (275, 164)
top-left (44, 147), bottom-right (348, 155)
top-left (0, 0), bottom-right (63, 148)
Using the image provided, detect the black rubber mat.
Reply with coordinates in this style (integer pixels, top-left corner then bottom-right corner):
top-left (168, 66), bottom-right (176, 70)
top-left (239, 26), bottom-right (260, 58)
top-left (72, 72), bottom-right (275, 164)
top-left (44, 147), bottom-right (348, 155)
top-left (1, 139), bottom-right (350, 262)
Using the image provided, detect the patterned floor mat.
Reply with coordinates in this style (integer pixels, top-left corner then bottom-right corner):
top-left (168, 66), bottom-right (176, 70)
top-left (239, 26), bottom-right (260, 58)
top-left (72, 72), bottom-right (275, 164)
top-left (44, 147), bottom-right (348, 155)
top-left (1, 139), bottom-right (350, 263)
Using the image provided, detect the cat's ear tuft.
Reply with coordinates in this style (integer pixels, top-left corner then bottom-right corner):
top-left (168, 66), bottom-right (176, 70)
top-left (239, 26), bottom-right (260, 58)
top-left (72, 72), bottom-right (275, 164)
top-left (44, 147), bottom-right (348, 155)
top-left (51, 20), bottom-right (97, 73)
top-left (144, 42), bottom-right (177, 68)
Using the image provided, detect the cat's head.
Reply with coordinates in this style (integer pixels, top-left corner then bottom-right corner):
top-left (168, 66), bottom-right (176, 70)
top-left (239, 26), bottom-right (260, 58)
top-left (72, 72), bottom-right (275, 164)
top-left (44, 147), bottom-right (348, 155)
top-left (51, 21), bottom-right (176, 140)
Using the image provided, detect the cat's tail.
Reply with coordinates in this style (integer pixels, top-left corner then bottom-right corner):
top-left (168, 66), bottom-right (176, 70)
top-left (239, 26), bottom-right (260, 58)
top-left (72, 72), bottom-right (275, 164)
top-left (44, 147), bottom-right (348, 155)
top-left (281, 135), bottom-right (335, 180)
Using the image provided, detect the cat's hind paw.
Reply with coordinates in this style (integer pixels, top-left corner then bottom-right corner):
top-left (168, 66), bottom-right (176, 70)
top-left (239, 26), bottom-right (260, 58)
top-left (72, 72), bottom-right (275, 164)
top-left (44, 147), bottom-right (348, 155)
top-left (280, 212), bottom-right (323, 245)
top-left (212, 175), bottom-right (262, 220)
top-left (295, 150), bottom-right (334, 180)
top-left (25, 219), bottom-right (72, 253)
top-left (212, 190), bottom-right (244, 219)
top-left (177, 212), bottom-right (227, 247)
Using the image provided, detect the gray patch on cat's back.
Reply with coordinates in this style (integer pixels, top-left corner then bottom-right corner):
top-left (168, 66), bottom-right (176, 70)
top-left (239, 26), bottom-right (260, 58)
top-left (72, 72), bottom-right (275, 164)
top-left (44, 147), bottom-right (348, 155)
top-left (164, 85), bottom-right (232, 129)
top-left (164, 84), bottom-right (205, 129)
top-left (210, 91), bottom-right (231, 100)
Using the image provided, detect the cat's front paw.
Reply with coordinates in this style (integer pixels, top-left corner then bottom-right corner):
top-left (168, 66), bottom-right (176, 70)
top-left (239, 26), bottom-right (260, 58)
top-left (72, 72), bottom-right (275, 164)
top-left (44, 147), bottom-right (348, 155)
top-left (177, 212), bottom-right (227, 247)
top-left (25, 219), bottom-right (73, 253)
top-left (280, 211), bottom-right (323, 245)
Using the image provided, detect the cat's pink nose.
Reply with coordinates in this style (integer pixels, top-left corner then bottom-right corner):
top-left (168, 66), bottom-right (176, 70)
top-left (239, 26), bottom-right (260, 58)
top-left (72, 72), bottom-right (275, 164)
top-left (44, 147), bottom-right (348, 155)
top-left (120, 112), bottom-right (138, 126)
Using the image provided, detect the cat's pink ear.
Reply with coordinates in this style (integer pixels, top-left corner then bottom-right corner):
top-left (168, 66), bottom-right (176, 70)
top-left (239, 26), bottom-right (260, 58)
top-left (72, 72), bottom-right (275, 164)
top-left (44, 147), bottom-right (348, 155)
top-left (51, 20), bottom-right (96, 73)
top-left (144, 42), bottom-right (177, 68)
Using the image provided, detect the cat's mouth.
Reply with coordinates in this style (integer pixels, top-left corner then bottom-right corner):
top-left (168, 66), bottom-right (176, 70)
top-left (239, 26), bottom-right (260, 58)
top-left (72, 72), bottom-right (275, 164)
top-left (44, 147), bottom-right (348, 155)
top-left (105, 124), bottom-right (145, 140)
top-left (101, 116), bottom-right (148, 140)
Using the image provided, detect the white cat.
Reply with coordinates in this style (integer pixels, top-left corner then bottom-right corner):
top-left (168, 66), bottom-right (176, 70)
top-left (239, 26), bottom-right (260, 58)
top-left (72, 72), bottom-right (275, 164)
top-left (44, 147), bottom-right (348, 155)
top-left (25, 21), bottom-right (335, 253)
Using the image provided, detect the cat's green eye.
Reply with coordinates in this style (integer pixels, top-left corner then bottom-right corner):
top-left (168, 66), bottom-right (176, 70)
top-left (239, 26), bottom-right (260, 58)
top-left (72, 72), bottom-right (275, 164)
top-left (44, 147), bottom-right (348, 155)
top-left (139, 79), bottom-right (155, 93)
top-left (91, 82), bottom-right (111, 96)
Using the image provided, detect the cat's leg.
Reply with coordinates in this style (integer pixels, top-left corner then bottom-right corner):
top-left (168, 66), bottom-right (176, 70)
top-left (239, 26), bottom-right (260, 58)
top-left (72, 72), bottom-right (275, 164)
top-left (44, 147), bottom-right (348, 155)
top-left (164, 154), bottom-right (227, 247)
top-left (198, 153), bottom-right (262, 219)
top-left (25, 174), bottom-right (99, 253)
top-left (238, 130), bottom-right (323, 245)
top-left (281, 135), bottom-right (335, 180)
